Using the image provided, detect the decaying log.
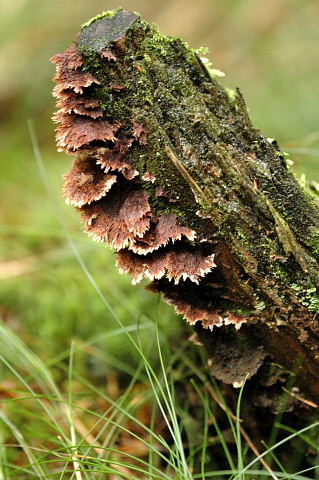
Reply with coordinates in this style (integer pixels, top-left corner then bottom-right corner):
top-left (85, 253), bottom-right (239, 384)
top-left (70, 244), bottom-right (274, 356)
top-left (52, 9), bottom-right (319, 406)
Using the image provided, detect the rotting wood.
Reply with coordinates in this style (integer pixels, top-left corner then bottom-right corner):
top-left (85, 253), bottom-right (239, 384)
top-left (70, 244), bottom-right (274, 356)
top-left (51, 9), bottom-right (319, 407)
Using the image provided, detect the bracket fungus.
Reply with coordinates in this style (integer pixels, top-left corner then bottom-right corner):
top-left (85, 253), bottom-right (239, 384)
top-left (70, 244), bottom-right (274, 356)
top-left (52, 9), bottom-right (319, 400)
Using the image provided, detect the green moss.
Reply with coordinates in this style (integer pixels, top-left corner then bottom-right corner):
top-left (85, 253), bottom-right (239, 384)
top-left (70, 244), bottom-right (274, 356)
top-left (291, 283), bottom-right (319, 313)
top-left (251, 290), bottom-right (267, 311)
top-left (309, 229), bottom-right (319, 256)
top-left (200, 56), bottom-right (225, 79)
top-left (78, 50), bottom-right (103, 72)
top-left (277, 150), bottom-right (294, 169)
top-left (143, 31), bottom-right (173, 57)
top-left (231, 306), bottom-right (252, 316)
top-left (235, 229), bottom-right (247, 241)
top-left (225, 87), bottom-right (237, 104)
top-left (255, 300), bottom-right (266, 311)
top-left (270, 264), bottom-right (289, 281)
top-left (192, 46), bottom-right (209, 56)
top-left (309, 181), bottom-right (319, 197)
top-left (149, 195), bottom-right (186, 221)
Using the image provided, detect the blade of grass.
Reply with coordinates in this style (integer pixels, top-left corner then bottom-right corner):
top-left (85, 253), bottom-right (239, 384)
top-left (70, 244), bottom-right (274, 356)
top-left (233, 421), bottom-right (319, 480)
top-left (185, 357), bottom-right (278, 480)
top-left (0, 353), bottom-right (69, 444)
top-left (62, 375), bottom-right (175, 476)
top-left (190, 380), bottom-right (220, 480)
top-left (0, 411), bottom-right (46, 479)
top-left (235, 377), bottom-right (249, 480)
top-left (154, 323), bottom-right (192, 479)
top-left (182, 356), bottom-right (236, 471)
top-left (273, 423), bottom-right (318, 451)
top-left (192, 467), bottom-right (319, 479)
top-left (67, 341), bottom-right (83, 480)
top-left (0, 427), bottom-right (8, 480)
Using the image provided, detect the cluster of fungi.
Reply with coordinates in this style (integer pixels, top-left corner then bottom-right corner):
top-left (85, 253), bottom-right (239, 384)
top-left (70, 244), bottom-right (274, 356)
top-left (51, 12), bottom-right (246, 334)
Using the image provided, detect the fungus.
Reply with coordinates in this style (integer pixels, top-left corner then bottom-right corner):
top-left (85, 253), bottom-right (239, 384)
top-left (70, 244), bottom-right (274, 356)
top-left (116, 248), bottom-right (216, 285)
top-left (79, 184), bottom-right (151, 249)
top-left (54, 113), bottom-right (120, 151)
top-left (51, 45), bottom-right (101, 97)
top-left (51, 45), bottom-right (83, 72)
top-left (95, 136), bottom-right (138, 180)
top-left (162, 292), bottom-right (224, 328)
top-left (56, 93), bottom-right (103, 119)
top-left (63, 156), bottom-right (117, 207)
top-left (142, 171), bottom-right (156, 183)
top-left (101, 49), bottom-right (117, 61)
top-left (130, 214), bottom-right (196, 255)
top-left (132, 122), bottom-right (147, 144)
top-left (52, 69), bottom-right (100, 97)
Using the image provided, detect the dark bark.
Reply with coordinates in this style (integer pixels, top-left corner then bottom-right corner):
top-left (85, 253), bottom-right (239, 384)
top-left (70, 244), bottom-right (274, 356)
top-left (52, 9), bottom-right (319, 407)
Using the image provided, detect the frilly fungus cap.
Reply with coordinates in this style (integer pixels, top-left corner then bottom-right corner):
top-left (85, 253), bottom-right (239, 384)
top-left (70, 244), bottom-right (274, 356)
top-left (51, 9), bottom-right (250, 331)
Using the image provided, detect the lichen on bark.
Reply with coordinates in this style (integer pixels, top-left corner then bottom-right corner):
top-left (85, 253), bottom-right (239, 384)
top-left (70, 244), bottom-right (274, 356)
top-left (52, 8), bottom-right (319, 403)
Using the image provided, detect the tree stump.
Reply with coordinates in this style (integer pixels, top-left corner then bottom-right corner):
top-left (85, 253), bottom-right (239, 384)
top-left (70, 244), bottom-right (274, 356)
top-left (51, 9), bottom-right (319, 407)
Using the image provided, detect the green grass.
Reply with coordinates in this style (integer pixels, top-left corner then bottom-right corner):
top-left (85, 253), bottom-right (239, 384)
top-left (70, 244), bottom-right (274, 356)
top-left (1, 316), bottom-right (319, 479)
top-left (1, 0), bottom-right (319, 478)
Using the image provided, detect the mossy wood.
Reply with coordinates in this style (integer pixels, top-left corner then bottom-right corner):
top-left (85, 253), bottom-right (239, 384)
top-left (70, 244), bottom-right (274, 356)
top-left (52, 9), bottom-right (319, 405)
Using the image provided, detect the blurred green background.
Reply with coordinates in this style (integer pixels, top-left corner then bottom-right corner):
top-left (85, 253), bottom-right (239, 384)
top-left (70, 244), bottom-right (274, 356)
top-left (1, 0), bottom-right (319, 369)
